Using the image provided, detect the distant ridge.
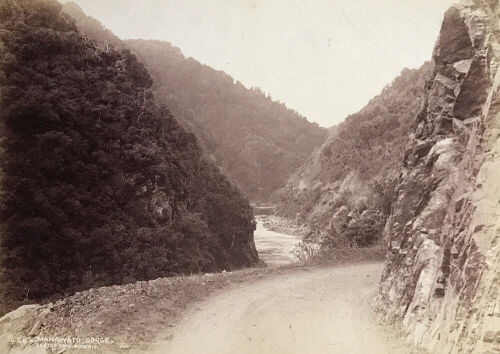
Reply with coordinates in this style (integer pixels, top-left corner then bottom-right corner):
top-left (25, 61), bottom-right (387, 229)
top-left (62, 2), bottom-right (329, 202)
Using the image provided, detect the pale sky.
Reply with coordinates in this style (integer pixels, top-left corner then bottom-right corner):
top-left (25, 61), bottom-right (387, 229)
top-left (62, 0), bottom-right (456, 127)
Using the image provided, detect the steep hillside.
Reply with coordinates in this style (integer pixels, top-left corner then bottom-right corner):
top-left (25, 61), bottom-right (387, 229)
top-left (375, 1), bottom-right (500, 352)
top-left (275, 63), bottom-right (432, 248)
top-left (60, 1), bottom-right (122, 49)
top-left (62, 2), bottom-right (329, 202)
top-left (0, 0), bottom-right (257, 312)
top-left (125, 40), bottom-right (329, 202)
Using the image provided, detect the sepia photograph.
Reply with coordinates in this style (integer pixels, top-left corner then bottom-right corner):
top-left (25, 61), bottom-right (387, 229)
top-left (0, 0), bottom-right (499, 353)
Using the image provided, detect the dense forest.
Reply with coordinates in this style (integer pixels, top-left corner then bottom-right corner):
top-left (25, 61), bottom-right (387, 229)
top-left (0, 0), bottom-right (257, 311)
top-left (62, 2), bottom-right (329, 202)
top-left (276, 63), bottom-right (433, 250)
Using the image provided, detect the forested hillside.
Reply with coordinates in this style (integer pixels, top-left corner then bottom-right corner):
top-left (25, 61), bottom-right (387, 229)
top-left (62, 2), bottom-right (328, 201)
top-left (276, 63), bottom-right (433, 249)
top-left (0, 0), bottom-right (257, 311)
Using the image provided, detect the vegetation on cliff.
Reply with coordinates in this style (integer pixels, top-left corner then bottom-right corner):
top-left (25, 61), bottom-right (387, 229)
top-left (276, 63), bottom-right (433, 252)
top-left (62, 2), bottom-right (329, 202)
top-left (0, 0), bottom-right (257, 312)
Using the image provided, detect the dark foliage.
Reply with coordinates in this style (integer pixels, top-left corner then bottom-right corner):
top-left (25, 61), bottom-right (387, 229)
top-left (60, 3), bottom-right (328, 202)
top-left (0, 0), bottom-right (257, 310)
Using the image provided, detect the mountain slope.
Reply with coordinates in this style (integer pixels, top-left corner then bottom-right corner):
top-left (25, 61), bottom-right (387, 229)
top-left (275, 63), bottom-right (432, 248)
top-left (62, 2), bottom-right (329, 202)
top-left (0, 0), bottom-right (257, 312)
top-left (375, 2), bottom-right (500, 352)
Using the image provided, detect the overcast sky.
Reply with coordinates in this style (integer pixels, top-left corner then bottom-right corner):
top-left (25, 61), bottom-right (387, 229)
top-left (62, 0), bottom-right (456, 127)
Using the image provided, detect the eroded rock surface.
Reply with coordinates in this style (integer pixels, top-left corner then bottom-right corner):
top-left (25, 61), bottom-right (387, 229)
top-left (374, 1), bottom-right (500, 353)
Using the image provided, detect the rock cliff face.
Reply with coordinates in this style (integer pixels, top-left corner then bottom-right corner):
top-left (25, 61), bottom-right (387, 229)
top-left (375, 1), bottom-right (500, 352)
top-left (274, 64), bottom-right (431, 248)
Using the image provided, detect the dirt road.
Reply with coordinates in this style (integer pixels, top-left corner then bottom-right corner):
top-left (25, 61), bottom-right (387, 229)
top-left (147, 262), bottom-right (413, 354)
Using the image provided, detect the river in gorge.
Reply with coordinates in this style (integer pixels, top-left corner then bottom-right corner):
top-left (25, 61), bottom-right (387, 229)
top-left (253, 216), bottom-right (302, 265)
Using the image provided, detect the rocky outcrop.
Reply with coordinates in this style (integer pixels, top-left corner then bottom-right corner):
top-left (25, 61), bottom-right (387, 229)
top-left (274, 64), bottom-right (432, 248)
top-left (375, 1), bottom-right (500, 353)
